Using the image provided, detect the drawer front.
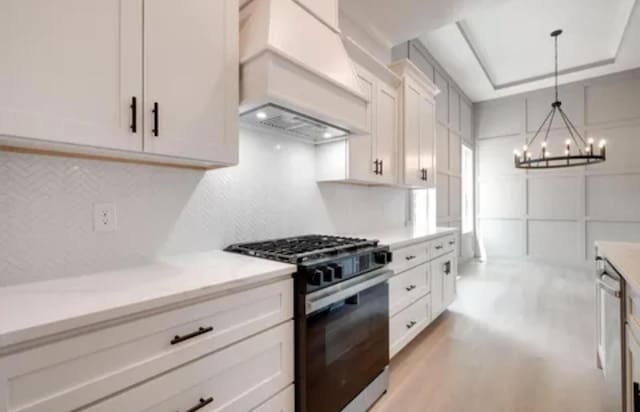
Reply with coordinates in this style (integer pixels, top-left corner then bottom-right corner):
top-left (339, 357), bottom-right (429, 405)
top-left (85, 321), bottom-right (294, 412)
top-left (389, 263), bottom-right (429, 317)
top-left (389, 294), bottom-right (431, 358)
top-left (430, 235), bottom-right (455, 259)
top-left (253, 385), bottom-right (294, 412)
top-left (6, 279), bottom-right (293, 412)
top-left (389, 242), bottom-right (429, 274)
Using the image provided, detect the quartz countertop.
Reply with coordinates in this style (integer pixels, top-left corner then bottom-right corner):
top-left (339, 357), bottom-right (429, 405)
top-left (0, 251), bottom-right (296, 349)
top-left (350, 226), bottom-right (458, 250)
top-left (596, 241), bottom-right (640, 292)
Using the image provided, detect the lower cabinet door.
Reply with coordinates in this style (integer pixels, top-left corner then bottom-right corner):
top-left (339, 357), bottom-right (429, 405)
top-left (431, 256), bottom-right (445, 317)
top-left (85, 321), bottom-right (293, 412)
top-left (443, 254), bottom-right (457, 308)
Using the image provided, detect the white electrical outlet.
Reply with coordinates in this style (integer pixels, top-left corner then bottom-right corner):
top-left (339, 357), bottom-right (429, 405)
top-left (94, 203), bottom-right (117, 232)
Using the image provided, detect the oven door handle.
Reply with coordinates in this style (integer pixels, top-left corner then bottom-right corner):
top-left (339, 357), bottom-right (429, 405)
top-left (598, 273), bottom-right (621, 298)
top-left (305, 269), bottom-right (393, 314)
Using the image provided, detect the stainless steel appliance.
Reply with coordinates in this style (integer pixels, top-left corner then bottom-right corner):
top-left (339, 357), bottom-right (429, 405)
top-left (596, 255), bottom-right (626, 411)
top-left (226, 235), bottom-right (393, 412)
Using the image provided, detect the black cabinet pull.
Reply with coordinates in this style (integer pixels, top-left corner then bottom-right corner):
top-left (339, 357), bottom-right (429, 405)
top-left (182, 397), bottom-right (214, 412)
top-left (406, 320), bottom-right (417, 329)
top-left (405, 284), bottom-right (416, 292)
top-left (405, 255), bottom-right (416, 261)
top-left (130, 96), bottom-right (137, 133)
top-left (435, 245), bottom-right (443, 250)
top-left (634, 382), bottom-right (640, 412)
top-left (373, 159), bottom-right (380, 175)
top-left (444, 261), bottom-right (451, 275)
top-left (380, 159), bottom-right (383, 175)
top-left (152, 102), bottom-right (159, 137)
top-left (170, 326), bottom-right (213, 345)
top-left (449, 240), bottom-right (455, 245)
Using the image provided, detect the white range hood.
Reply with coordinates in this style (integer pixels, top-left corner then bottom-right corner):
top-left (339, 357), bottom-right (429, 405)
top-left (239, 0), bottom-right (369, 143)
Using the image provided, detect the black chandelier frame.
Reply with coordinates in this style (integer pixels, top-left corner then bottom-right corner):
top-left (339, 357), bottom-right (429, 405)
top-left (514, 29), bottom-right (606, 169)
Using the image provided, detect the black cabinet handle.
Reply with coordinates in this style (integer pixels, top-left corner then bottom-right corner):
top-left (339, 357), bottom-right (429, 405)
top-left (170, 326), bottom-right (213, 345)
top-left (449, 240), bottom-right (455, 245)
top-left (435, 245), bottom-right (443, 250)
top-left (405, 255), bottom-right (416, 261)
top-left (182, 397), bottom-right (214, 412)
top-left (406, 320), bottom-right (417, 329)
top-left (634, 382), bottom-right (640, 412)
top-left (380, 159), bottom-right (383, 175)
top-left (373, 159), bottom-right (380, 175)
top-left (130, 96), bottom-right (137, 133)
top-left (152, 102), bottom-right (159, 137)
top-left (405, 284), bottom-right (416, 292)
top-left (444, 261), bottom-right (451, 275)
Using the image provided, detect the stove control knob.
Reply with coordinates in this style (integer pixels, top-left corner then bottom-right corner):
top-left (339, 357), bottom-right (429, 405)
top-left (373, 250), bottom-right (392, 265)
top-left (307, 269), bottom-right (322, 286)
top-left (328, 263), bottom-right (343, 279)
top-left (321, 266), bottom-right (334, 283)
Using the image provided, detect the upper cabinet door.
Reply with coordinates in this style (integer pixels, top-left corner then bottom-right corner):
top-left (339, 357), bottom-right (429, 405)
top-left (419, 95), bottom-right (436, 188)
top-left (143, 0), bottom-right (238, 163)
top-left (403, 79), bottom-right (423, 187)
top-left (0, 0), bottom-right (143, 151)
top-left (348, 66), bottom-right (376, 182)
top-left (375, 82), bottom-right (398, 185)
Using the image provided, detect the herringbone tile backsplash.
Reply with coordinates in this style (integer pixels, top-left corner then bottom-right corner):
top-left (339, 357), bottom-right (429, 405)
top-left (0, 128), bottom-right (408, 286)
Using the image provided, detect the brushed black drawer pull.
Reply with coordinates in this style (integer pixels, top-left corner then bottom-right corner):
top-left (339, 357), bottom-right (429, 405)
top-left (435, 245), bottom-right (443, 250)
top-left (130, 96), bottom-right (137, 133)
top-left (171, 326), bottom-right (213, 345)
top-left (444, 261), bottom-right (451, 275)
top-left (405, 255), bottom-right (416, 261)
top-left (380, 159), bottom-right (384, 175)
top-left (406, 320), bottom-right (417, 329)
top-left (182, 397), bottom-right (214, 412)
top-left (374, 159), bottom-right (380, 175)
top-left (152, 102), bottom-right (159, 137)
top-left (405, 284), bottom-right (416, 292)
top-left (449, 241), bottom-right (455, 245)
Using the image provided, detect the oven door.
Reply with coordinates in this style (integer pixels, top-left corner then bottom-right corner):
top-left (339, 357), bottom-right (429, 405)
top-left (302, 269), bottom-right (390, 412)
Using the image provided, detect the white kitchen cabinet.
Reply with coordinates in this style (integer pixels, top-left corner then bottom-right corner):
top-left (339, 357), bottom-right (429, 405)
top-left (387, 231), bottom-right (458, 359)
top-left (0, 278), bottom-right (293, 412)
top-left (143, 0), bottom-right (238, 163)
top-left (0, 0), bottom-right (238, 168)
top-left (0, 0), bottom-right (143, 151)
top-left (390, 59), bottom-right (439, 189)
top-left (317, 39), bottom-right (399, 185)
top-left (627, 325), bottom-right (640, 412)
top-left (431, 251), bottom-right (457, 317)
top-left (449, 88), bottom-right (461, 132)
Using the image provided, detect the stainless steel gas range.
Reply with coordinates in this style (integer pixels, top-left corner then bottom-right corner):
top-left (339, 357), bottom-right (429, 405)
top-left (226, 235), bottom-right (393, 412)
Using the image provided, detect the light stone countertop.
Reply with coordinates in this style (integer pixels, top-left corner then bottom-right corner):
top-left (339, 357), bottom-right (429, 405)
top-left (350, 226), bottom-right (458, 250)
top-left (0, 251), bottom-right (296, 349)
top-left (596, 241), bottom-right (640, 293)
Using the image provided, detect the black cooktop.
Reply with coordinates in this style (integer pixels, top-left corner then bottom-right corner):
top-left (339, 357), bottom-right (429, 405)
top-left (225, 234), bottom-right (379, 264)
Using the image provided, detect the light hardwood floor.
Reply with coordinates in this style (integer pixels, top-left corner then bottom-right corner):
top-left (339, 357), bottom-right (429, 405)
top-left (373, 259), bottom-right (606, 412)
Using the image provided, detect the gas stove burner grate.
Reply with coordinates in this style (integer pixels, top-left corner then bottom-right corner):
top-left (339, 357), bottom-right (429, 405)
top-left (225, 234), bottom-right (379, 264)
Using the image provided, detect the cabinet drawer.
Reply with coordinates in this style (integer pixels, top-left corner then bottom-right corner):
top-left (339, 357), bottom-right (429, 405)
top-left (389, 263), bottom-right (430, 317)
top-left (85, 321), bottom-right (294, 412)
top-left (253, 385), bottom-right (294, 412)
top-left (5, 279), bottom-right (293, 412)
top-left (389, 294), bottom-right (431, 358)
top-left (389, 241), bottom-right (429, 274)
top-left (430, 235), bottom-right (455, 259)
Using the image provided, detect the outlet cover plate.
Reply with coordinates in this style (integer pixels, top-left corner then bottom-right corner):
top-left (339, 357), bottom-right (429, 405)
top-left (94, 203), bottom-right (117, 232)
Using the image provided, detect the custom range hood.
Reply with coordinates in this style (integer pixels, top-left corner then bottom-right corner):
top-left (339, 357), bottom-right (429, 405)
top-left (239, 0), bottom-right (368, 143)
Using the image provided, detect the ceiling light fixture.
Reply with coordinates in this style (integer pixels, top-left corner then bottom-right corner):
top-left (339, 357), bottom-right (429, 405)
top-left (514, 29), bottom-right (606, 169)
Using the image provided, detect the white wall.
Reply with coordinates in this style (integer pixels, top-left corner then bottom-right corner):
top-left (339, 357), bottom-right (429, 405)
top-left (0, 127), bottom-right (408, 286)
top-left (475, 68), bottom-right (640, 265)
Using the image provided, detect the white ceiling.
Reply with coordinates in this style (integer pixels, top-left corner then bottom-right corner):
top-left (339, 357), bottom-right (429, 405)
top-left (341, 0), bottom-right (640, 102)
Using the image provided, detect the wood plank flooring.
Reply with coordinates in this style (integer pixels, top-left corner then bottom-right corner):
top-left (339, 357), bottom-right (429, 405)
top-left (373, 259), bottom-right (606, 412)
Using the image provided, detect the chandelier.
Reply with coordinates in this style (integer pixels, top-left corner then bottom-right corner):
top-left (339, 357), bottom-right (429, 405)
top-left (514, 29), bottom-right (606, 169)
